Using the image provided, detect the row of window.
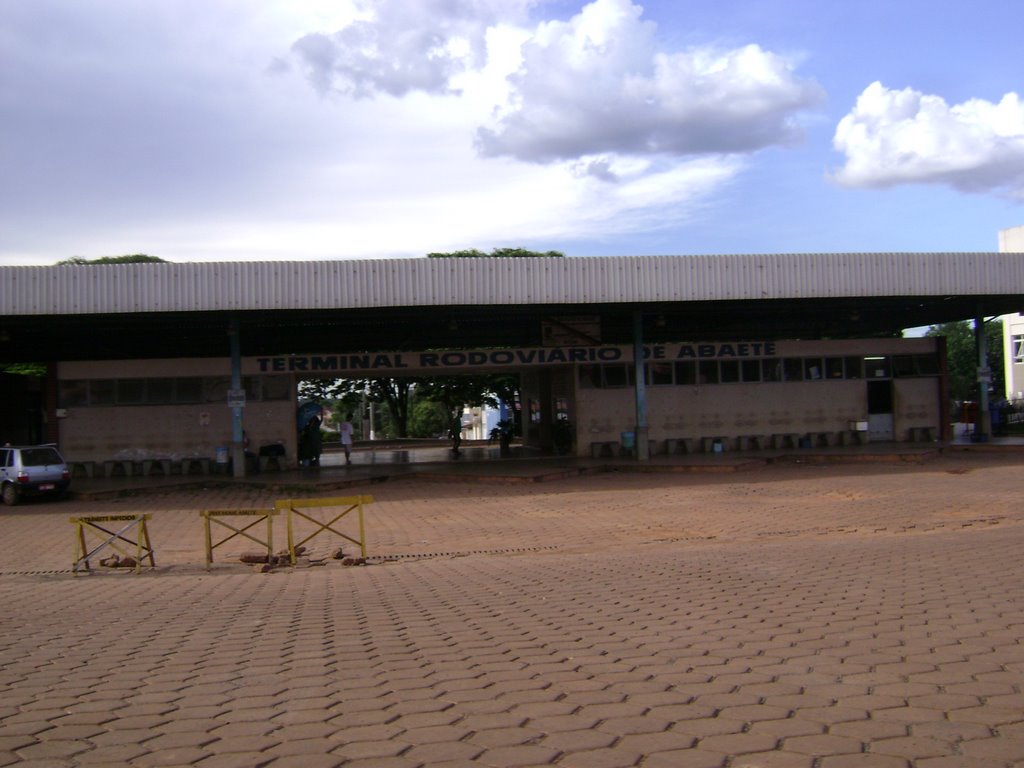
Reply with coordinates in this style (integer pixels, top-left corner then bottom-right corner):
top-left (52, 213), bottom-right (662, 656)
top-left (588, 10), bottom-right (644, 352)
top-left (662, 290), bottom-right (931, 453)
top-left (580, 354), bottom-right (940, 389)
top-left (59, 376), bottom-right (292, 407)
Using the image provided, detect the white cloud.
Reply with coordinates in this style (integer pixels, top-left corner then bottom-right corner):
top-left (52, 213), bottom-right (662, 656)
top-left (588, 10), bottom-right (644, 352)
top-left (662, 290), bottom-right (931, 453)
top-left (832, 81), bottom-right (1024, 196)
top-left (289, 0), bottom-right (532, 97)
top-left (288, 0), bottom-right (822, 162)
top-left (475, 0), bottom-right (823, 162)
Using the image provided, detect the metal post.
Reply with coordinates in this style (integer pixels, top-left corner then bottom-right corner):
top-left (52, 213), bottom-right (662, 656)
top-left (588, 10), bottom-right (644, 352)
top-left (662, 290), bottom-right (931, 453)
top-left (633, 311), bottom-right (649, 460)
top-left (974, 312), bottom-right (991, 442)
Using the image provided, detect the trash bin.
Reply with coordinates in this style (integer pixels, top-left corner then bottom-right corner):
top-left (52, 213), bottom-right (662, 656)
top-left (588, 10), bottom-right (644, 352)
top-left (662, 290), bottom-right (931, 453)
top-left (620, 431), bottom-right (635, 453)
top-left (215, 446), bottom-right (229, 464)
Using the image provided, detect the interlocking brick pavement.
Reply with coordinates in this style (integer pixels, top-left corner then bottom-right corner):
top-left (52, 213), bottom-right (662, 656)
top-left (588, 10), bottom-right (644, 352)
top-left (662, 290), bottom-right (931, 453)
top-left (1, 452), bottom-right (1024, 766)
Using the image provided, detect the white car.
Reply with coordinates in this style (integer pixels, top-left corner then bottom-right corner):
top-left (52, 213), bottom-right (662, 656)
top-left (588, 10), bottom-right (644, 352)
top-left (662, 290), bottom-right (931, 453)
top-left (0, 444), bottom-right (71, 505)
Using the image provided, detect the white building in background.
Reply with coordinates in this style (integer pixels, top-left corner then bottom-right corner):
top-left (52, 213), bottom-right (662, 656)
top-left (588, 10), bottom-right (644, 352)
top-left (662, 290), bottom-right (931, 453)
top-left (1000, 226), bottom-right (1024, 400)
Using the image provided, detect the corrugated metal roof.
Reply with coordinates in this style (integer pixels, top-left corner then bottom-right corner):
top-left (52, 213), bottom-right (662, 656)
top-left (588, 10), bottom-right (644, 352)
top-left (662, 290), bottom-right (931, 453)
top-left (2, 253), bottom-right (1023, 316)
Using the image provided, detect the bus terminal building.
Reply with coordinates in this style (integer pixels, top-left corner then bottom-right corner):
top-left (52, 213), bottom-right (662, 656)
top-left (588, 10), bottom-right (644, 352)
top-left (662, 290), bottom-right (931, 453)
top-left (2, 244), bottom-right (1023, 473)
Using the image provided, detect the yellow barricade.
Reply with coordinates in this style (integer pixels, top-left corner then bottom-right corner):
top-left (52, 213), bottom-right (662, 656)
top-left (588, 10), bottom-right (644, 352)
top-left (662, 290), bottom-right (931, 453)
top-left (200, 508), bottom-right (278, 570)
top-left (274, 495), bottom-right (372, 565)
top-left (70, 514), bottom-right (155, 574)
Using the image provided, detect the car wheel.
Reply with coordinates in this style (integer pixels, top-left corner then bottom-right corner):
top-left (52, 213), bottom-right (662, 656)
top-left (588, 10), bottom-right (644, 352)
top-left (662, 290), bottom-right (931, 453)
top-left (1, 483), bottom-right (19, 506)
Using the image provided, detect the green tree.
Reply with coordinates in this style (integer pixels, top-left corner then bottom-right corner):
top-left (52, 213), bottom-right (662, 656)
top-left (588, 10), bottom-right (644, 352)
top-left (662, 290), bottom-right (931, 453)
top-left (297, 377), bottom-right (419, 438)
top-left (407, 397), bottom-right (449, 438)
top-left (427, 247), bottom-right (564, 258)
top-left (0, 363), bottom-right (45, 376)
top-left (57, 254), bottom-right (166, 265)
top-left (925, 319), bottom-right (1004, 401)
top-left (415, 375), bottom-right (507, 453)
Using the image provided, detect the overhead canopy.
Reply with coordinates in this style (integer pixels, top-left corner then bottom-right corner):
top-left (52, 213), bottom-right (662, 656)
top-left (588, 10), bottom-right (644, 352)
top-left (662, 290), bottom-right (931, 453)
top-left (2, 253), bottom-right (1023, 362)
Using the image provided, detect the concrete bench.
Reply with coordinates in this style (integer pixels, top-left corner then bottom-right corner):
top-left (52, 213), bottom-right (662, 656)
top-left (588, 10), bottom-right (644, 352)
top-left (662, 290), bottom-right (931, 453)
top-left (103, 460), bottom-right (134, 478)
top-left (736, 435), bottom-right (766, 451)
top-left (69, 461), bottom-right (96, 479)
top-left (179, 457), bottom-right (212, 475)
top-left (771, 433), bottom-right (801, 450)
top-left (806, 431), bottom-right (834, 448)
top-left (907, 426), bottom-right (936, 442)
top-left (259, 455), bottom-right (286, 472)
top-left (665, 437), bottom-right (697, 455)
top-left (838, 430), bottom-right (866, 446)
top-left (141, 459), bottom-right (172, 476)
top-left (590, 441), bottom-right (618, 458)
top-left (701, 436), bottom-right (727, 453)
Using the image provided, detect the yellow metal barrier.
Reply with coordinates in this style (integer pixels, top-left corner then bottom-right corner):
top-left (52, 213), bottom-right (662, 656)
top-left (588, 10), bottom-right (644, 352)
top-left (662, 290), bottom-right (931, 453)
top-left (71, 514), bottom-right (155, 574)
top-left (200, 508), bottom-right (278, 570)
top-left (275, 495), bottom-right (372, 565)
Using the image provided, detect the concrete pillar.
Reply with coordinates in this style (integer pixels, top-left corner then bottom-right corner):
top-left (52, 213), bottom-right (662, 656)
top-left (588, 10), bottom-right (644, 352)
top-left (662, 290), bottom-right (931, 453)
top-left (633, 311), bottom-right (650, 460)
top-left (229, 319), bottom-right (246, 477)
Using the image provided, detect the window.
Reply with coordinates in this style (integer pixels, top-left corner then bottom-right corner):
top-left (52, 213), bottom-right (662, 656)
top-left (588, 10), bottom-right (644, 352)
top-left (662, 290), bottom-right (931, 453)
top-left (825, 358), bottom-right (845, 379)
top-left (864, 356), bottom-right (891, 378)
top-left (646, 363), bottom-right (674, 386)
top-left (174, 378), bottom-right (203, 403)
top-left (90, 380), bottom-right (116, 405)
top-left (117, 379), bottom-right (146, 404)
top-left (893, 354), bottom-right (940, 377)
top-left (914, 354), bottom-right (939, 375)
top-left (146, 378), bottom-right (174, 404)
top-left (741, 360), bottom-right (762, 382)
top-left (603, 365), bottom-right (630, 387)
top-left (719, 360), bottom-right (740, 383)
top-left (844, 356), bottom-right (863, 379)
top-left (675, 361), bottom-right (696, 385)
top-left (762, 358), bottom-right (783, 382)
top-left (203, 377), bottom-right (230, 403)
top-left (803, 358), bottom-right (823, 380)
top-left (1013, 335), bottom-right (1024, 364)
top-left (261, 375), bottom-right (291, 401)
top-left (783, 358), bottom-right (803, 381)
top-left (59, 380), bottom-right (88, 407)
top-left (698, 360), bottom-right (719, 384)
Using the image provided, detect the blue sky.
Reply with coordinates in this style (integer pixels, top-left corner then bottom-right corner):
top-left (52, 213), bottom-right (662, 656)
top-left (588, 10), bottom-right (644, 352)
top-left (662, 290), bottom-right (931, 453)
top-left (1, 0), bottom-right (1022, 264)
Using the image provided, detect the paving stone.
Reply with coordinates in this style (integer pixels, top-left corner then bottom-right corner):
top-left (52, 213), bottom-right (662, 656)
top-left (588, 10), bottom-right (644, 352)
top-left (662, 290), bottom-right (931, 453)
top-left (818, 754), bottom-right (910, 767)
top-left (330, 738), bottom-right (411, 760)
top-left (467, 726), bottom-right (546, 748)
top-left (133, 745), bottom-right (214, 766)
top-left (475, 743), bottom-right (561, 766)
top-left (194, 752), bottom-right (276, 768)
top-left (730, 751), bottom-right (815, 768)
top-left (781, 733), bottom-right (863, 757)
top-left (74, 744), bottom-right (151, 764)
top-left (555, 746), bottom-right (641, 767)
top-left (402, 741), bottom-right (484, 763)
top-left (697, 732), bottom-right (780, 755)
top-left (6, 463), bottom-right (1024, 768)
top-left (640, 746), bottom-right (727, 768)
top-left (261, 755), bottom-right (343, 768)
top-left (957, 735), bottom-right (1024, 761)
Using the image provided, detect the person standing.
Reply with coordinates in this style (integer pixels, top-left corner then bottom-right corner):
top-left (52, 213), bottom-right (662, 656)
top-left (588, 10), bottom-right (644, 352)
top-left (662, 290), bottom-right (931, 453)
top-left (339, 413), bottom-right (354, 465)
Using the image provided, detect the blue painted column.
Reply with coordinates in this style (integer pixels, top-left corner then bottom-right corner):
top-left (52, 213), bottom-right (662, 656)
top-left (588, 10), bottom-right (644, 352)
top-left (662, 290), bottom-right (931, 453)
top-left (633, 310), bottom-right (650, 460)
top-left (229, 318), bottom-right (246, 477)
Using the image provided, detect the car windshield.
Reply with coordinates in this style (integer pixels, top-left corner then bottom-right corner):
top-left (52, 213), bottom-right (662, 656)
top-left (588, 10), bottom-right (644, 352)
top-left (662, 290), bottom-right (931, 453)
top-left (21, 448), bottom-right (63, 467)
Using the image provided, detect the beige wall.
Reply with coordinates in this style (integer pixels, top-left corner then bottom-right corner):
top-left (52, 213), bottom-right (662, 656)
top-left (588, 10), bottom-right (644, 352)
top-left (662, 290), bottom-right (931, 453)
top-left (58, 401), bottom-right (296, 464)
top-left (574, 338), bottom-right (942, 455)
top-left (57, 358), bottom-right (297, 464)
